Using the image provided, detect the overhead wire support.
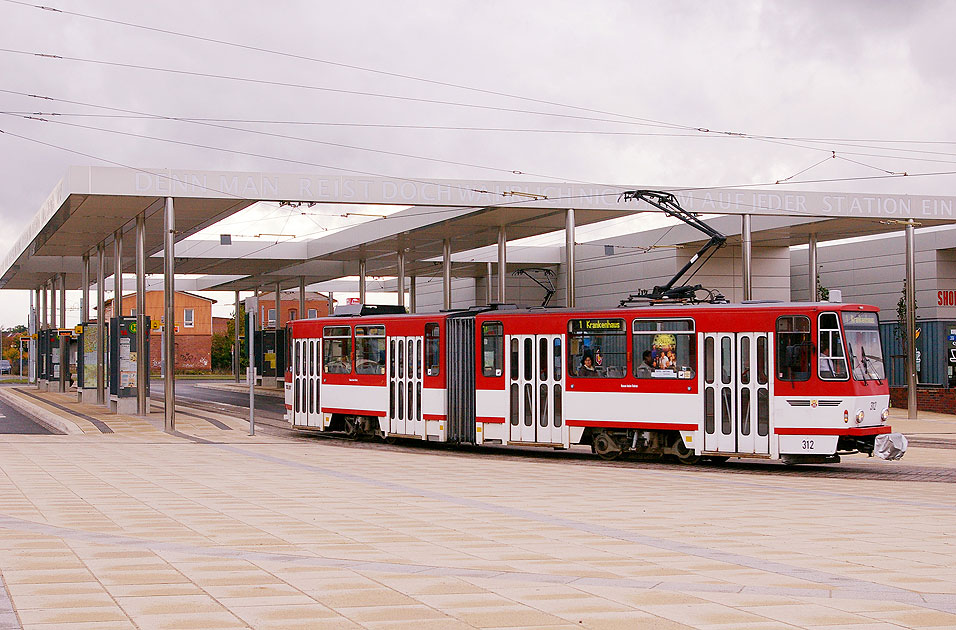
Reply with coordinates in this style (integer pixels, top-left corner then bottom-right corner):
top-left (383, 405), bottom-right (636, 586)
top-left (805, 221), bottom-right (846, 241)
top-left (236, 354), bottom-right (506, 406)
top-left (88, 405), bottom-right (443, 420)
top-left (617, 190), bottom-right (727, 305)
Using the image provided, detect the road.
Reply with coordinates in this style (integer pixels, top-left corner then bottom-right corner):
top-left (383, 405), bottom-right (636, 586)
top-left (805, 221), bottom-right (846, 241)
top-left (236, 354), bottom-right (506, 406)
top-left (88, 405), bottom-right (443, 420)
top-left (152, 379), bottom-right (286, 419)
top-left (0, 391), bottom-right (53, 434)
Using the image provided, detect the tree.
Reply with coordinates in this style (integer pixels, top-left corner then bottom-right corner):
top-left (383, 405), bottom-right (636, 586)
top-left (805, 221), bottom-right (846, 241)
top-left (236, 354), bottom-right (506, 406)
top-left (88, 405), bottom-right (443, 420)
top-left (211, 306), bottom-right (248, 372)
top-left (896, 278), bottom-right (918, 378)
top-left (815, 271), bottom-right (829, 302)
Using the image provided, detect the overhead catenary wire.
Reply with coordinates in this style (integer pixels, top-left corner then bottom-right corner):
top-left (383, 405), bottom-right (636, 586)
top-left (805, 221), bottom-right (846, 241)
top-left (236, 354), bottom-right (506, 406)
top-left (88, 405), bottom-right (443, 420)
top-left (0, 48), bottom-right (692, 131)
top-left (8, 0), bottom-right (955, 154)
top-left (5, 91), bottom-right (953, 172)
top-left (0, 92), bottom-right (626, 187)
top-left (0, 0), bottom-right (697, 132)
top-left (4, 108), bottom-right (956, 157)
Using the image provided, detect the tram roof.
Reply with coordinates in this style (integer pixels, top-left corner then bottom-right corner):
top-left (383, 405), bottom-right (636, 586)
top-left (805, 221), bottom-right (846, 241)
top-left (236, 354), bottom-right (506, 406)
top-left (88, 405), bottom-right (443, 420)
top-left (3, 166), bottom-right (956, 292)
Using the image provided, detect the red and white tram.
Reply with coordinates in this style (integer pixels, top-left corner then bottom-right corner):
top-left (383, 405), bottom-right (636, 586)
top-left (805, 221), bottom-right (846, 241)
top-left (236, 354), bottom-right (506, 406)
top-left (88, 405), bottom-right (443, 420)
top-left (285, 302), bottom-right (894, 464)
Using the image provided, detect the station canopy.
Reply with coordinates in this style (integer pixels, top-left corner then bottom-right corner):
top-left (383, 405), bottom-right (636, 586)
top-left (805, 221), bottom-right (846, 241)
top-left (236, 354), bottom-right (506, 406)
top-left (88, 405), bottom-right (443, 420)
top-left (4, 166), bottom-right (956, 292)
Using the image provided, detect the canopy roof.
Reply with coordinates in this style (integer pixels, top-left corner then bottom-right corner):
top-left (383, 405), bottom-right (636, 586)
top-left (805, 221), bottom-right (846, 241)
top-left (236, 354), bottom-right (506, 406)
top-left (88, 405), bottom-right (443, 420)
top-left (4, 166), bottom-right (955, 292)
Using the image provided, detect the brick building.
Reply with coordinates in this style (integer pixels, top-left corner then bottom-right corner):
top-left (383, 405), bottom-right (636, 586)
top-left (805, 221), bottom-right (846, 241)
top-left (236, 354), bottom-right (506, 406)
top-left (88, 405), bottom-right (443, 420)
top-left (103, 291), bottom-right (216, 372)
top-left (254, 290), bottom-right (331, 328)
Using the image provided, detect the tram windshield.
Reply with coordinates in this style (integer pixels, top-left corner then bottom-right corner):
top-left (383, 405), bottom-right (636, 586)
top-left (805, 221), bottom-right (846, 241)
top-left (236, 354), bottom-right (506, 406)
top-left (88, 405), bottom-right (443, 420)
top-left (841, 312), bottom-right (885, 382)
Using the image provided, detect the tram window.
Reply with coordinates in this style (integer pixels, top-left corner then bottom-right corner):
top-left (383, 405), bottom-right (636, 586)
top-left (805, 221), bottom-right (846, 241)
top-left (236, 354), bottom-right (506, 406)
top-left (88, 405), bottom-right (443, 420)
top-left (354, 325), bottom-right (386, 375)
top-left (389, 339), bottom-right (395, 378)
top-left (406, 337), bottom-right (414, 378)
top-left (510, 383), bottom-right (519, 425)
top-left (757, 336), bottom-right (768, 385)
top-left (398, 340), bottom-right (404, 379)
top-left (425, 323), bottom-right (440, 376)
top-left (481, 322), bottom-right (503, 377)
top-left (568, 318), bottom-right (626, 378)
top-left (633, 319), bottom-right (696, 379)
top-left (510, 338), bottom-right (519, 380)
top-left (720, 337), bottom-right (732, 385)
top-left (524, 338), bottom-right (533, 381)
top-left (539, 338), bottom-right (548, 381)
top-left (704, 387), bottom-right (715, 434)
top-left (416, 340), bottom-right (422, 380)
top-left (389, 382), bottom-right (395, 417)
top-left (740, 336), bottom-right (750, 385)
top-left (524, 383), bottom-right (533, 426)
top-left (818, 313), bottom-right (848, 380)
top-left (322, 326), bottom-right (352, 374)
top-left (776, 316), bottom-right (811, 381)
top-left (757, 388), bottom-right (769, 436)
top-left (554, 385), bottom-right (562, 427)
top-left (398, 382), bottom-right (404, 420)
top-left (553, 338), bottom-right (562, 381)
top-left (842, 311), bottom-right (886, 382)
top-left (539, 384), bottom-right (548, 427)
top-left (720, 387), bottom-right (732, 435)
top-left (740, 388), bottom-right (751, 435)
top-left (705, 337), bottom-right (715, 384)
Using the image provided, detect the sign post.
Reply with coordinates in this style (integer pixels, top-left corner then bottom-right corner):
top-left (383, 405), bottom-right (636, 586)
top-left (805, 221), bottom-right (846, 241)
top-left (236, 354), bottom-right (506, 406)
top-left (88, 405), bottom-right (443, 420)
top-left (248, 310), bottom-right (255, 436)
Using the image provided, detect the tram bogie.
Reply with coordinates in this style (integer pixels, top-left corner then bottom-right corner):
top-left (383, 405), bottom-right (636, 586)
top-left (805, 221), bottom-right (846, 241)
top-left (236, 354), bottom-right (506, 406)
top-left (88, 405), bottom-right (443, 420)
top-left (285, 302), bottom-right (904, 465)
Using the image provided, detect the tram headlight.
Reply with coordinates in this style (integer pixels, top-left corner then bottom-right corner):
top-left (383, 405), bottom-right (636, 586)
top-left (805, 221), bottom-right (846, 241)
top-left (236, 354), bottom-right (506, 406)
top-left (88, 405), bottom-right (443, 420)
top-left (855, 410), bottom-right (865, 424)
top-left (880, 408), bottom-right (889, 423)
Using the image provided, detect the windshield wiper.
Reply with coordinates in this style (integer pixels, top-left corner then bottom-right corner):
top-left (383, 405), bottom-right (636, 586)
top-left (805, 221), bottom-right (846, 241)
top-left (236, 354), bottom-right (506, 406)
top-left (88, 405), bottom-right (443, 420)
top-left (849, 343), bottom-right (867, 385)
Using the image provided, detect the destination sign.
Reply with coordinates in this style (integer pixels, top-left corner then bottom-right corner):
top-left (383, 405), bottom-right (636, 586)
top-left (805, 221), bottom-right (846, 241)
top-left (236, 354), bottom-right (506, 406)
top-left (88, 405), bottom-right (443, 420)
top-left (569, 318), bottom-right (624, 333)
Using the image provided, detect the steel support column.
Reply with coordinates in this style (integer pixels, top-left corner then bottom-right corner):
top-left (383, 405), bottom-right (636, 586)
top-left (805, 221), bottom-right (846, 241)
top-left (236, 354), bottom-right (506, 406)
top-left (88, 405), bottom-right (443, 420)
top-left (81, 255), bottom-right (90, 323)
top-left (358, 259), bottom-right (367, 303)
top-left (409, 276), bottom-right (417, 313)
top-left (298, 277), bottom-right (305, 320)
top-left (135, 214), bottom-right (147, 415)
top-left (566, 209), bottom-right (576, 307)
top-left (741, 214), bottom-right (753, 302)
top-left (396, 250), bottom-right (406, 309)
top-left (497, 227), bottom-right (507, 303)
top-left (273, 282), bottom-right (280, 329)
top-left (58, 273), bottom-right (67, 392)
top-left (905, 220), bottom-right (917, 419)
top-left (78, 255), bottom-right (89, 399)
top-left (233, 290), bottom-right (241, 383)
top-left (486, 262), bottom-right (493, 305)
top-left (113, 228), bottom-right (123, 307)
top-left (30, 288), bottom-right (37, 383)
top-left (96, 243), bottom-right (105, 405)
top-left (442, 239), bottom-right (452, 310)
top-left (808, 233), bottom-right (818, 302)
top-left (49, 279), bottom-right (55, 333)
top-left (163, 197), bottom-right (175, 432)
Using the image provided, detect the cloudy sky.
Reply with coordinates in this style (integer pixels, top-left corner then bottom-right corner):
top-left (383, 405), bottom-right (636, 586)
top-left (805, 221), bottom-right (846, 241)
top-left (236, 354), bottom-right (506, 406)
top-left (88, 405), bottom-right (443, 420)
top-left (1, 0), bottom-right (954, 326)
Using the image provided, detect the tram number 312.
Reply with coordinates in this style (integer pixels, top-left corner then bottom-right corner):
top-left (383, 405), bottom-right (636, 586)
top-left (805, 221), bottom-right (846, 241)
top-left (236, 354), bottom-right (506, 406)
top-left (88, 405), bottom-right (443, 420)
top-left (801, 439), bottom-right (815, 450)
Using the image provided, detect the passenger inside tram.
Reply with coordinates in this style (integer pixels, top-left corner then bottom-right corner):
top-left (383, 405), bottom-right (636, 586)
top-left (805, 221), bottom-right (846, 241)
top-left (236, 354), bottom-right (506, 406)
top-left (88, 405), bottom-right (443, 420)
top-left (635, 350), bottom-right (654, 378)
top-left (579, 353), bottom-right (597, 376)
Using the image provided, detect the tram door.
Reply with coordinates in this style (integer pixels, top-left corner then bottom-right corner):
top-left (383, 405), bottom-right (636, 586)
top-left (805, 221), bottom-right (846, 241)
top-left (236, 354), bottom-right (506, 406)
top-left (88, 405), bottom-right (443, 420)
top-left (389, 336), bottom-right (423, 437)
top-left (293, 338), bottom-right (321, 427)
top-left (507, 335), bottom-right (564, 444)
top-left (703, 333), bottom-right (771, 454)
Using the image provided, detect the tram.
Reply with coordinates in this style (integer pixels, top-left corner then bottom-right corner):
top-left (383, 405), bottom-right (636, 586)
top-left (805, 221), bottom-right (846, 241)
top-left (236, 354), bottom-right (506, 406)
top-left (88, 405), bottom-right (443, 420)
top-left (285, 301), bottom-right (895, 464)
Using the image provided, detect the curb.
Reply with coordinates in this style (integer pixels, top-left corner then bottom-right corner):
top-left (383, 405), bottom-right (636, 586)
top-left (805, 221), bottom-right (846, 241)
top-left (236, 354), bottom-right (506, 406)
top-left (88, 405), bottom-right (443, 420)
top-left (0, 387), bottom-right (84, 435)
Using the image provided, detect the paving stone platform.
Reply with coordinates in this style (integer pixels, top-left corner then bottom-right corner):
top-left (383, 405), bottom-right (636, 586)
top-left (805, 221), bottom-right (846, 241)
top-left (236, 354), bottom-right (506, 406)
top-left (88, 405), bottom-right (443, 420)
top-left (0, 387), bottom-right (953, 629)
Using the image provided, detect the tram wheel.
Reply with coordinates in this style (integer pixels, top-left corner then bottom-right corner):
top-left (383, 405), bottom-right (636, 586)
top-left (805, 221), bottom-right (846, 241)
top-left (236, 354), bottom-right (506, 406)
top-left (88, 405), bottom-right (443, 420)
top-left (384, 436), bottom-right (399, 445)
top-left (674, 439), bottom-right (700, 465)
top-left (592, 432), bottom-right (622, 461)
